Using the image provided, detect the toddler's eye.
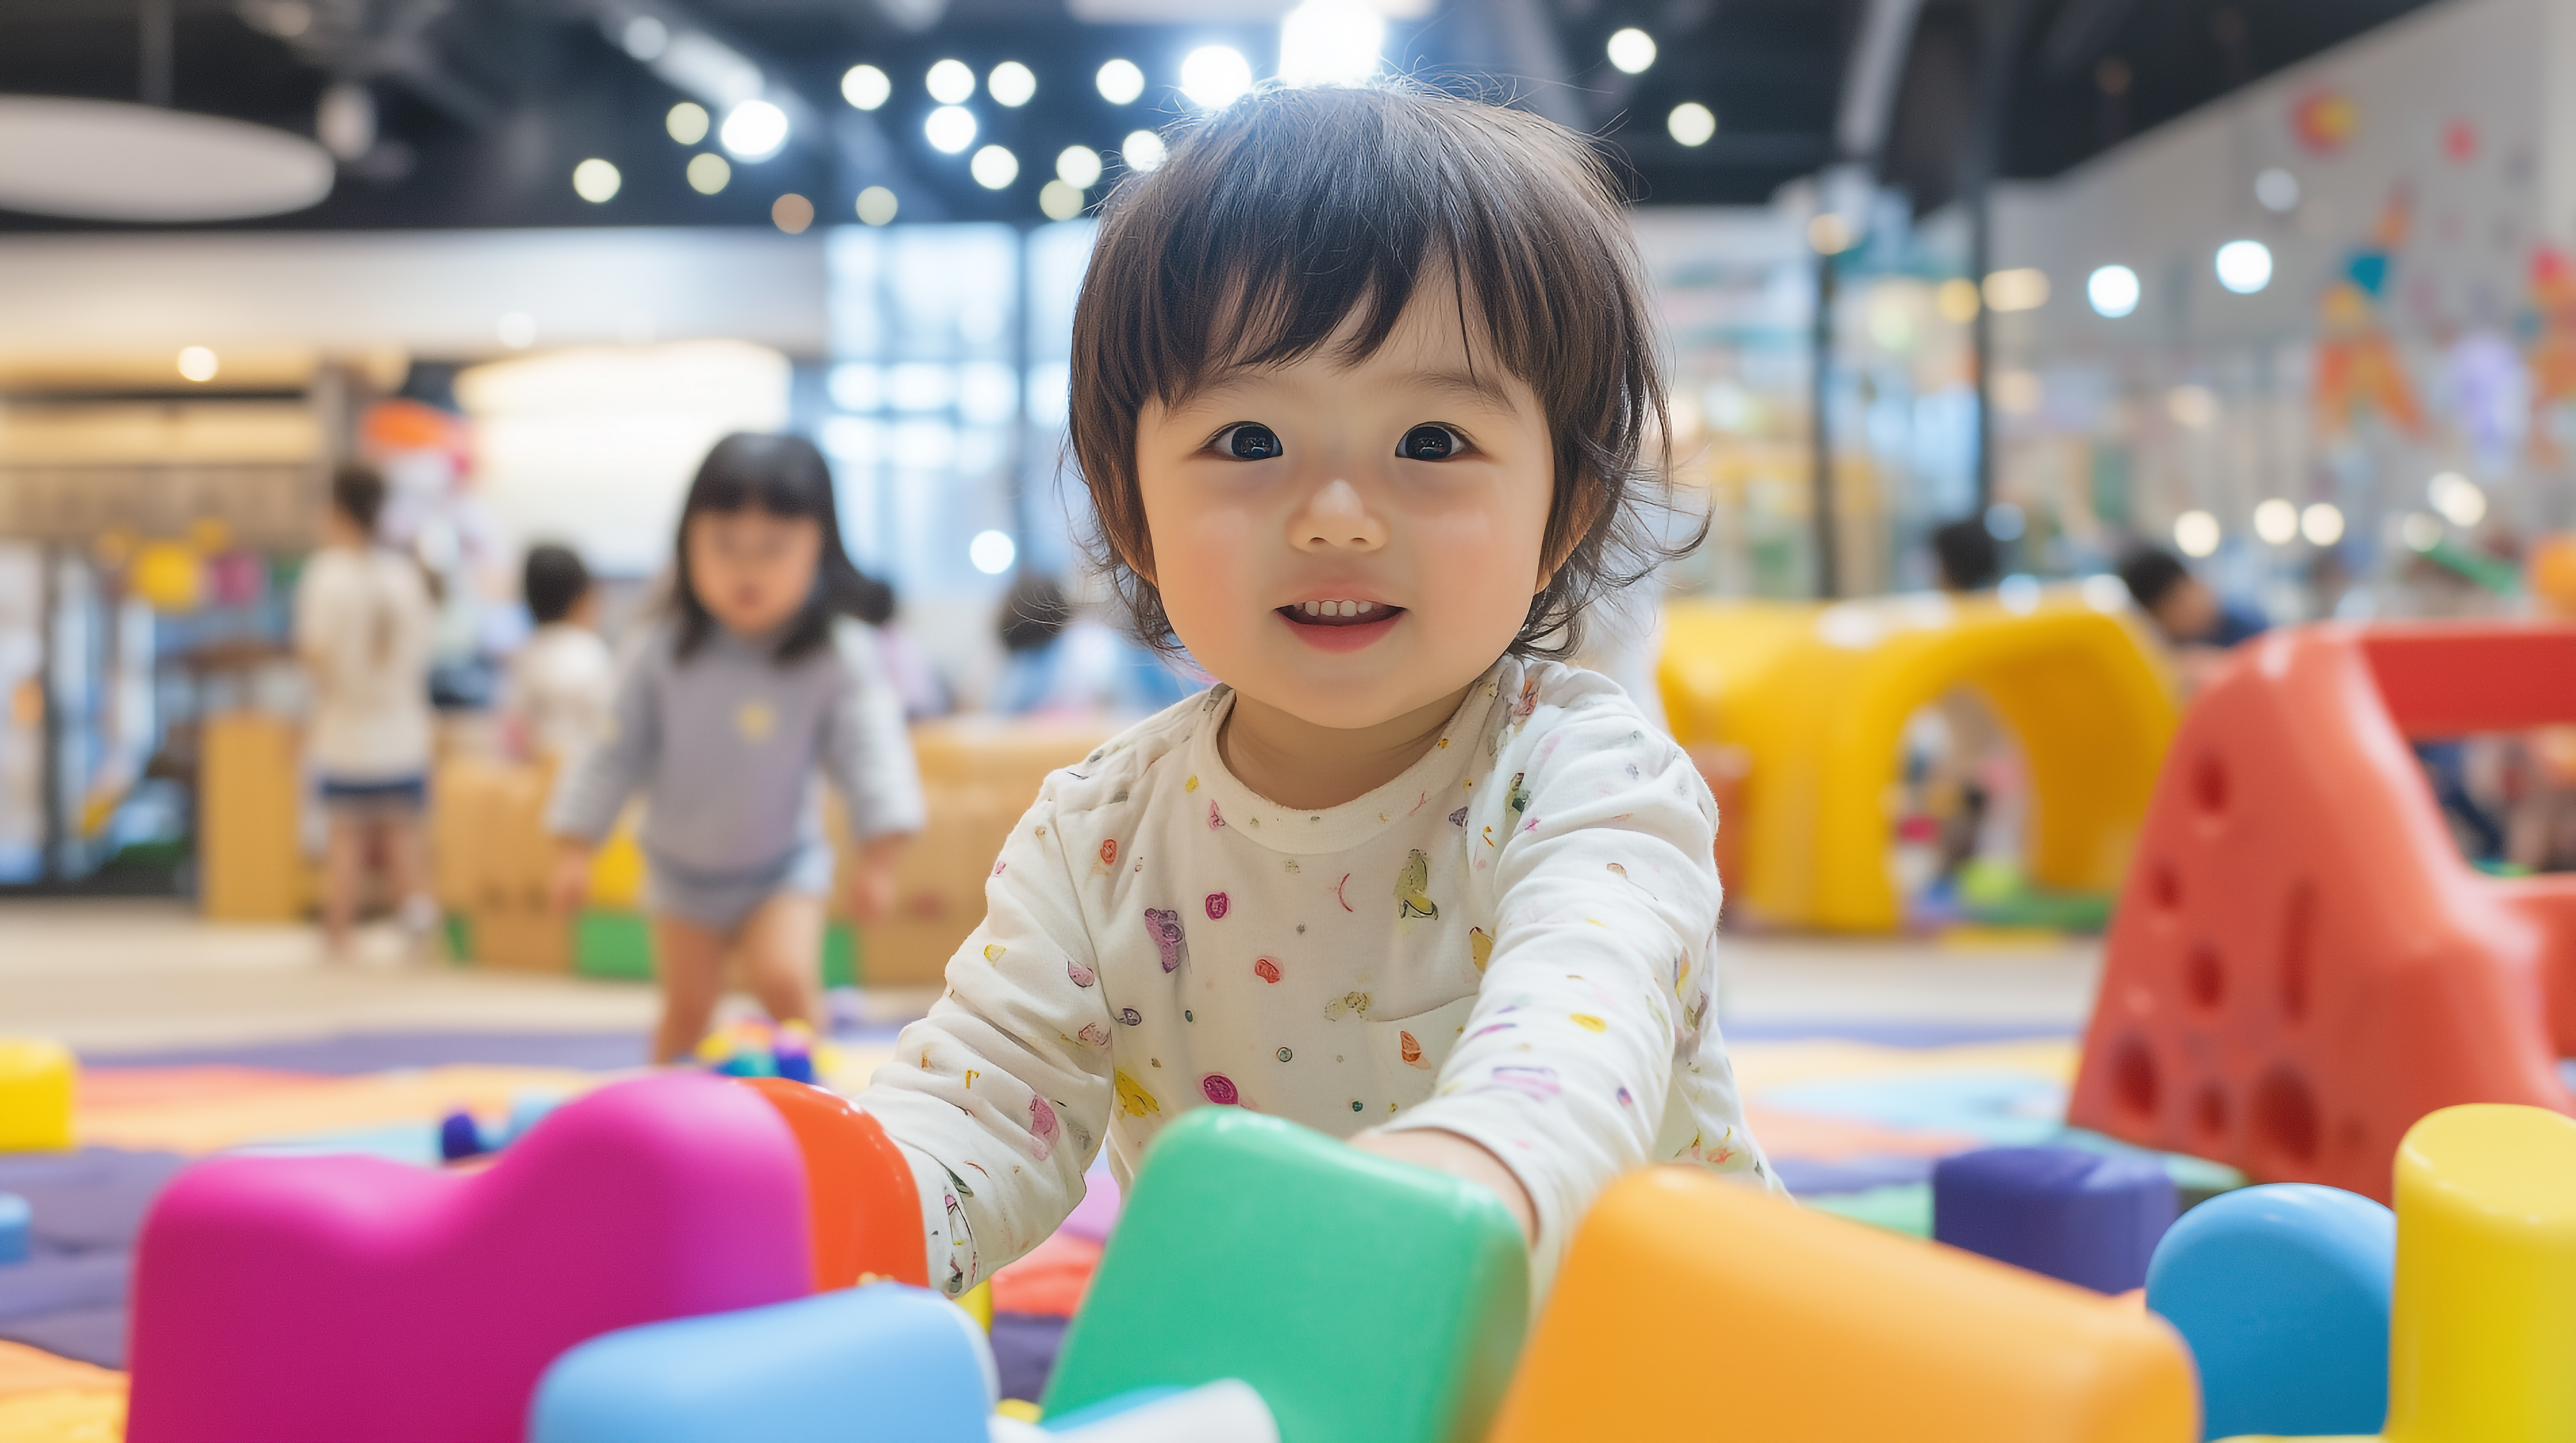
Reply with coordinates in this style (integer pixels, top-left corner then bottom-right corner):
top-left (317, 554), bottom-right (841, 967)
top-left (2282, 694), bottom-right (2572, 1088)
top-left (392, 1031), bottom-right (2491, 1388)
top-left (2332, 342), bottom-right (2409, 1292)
top-left (1215, 423), bottom-right (1284, 461)
top-left (1397, 424), bottom-right (1465, 461)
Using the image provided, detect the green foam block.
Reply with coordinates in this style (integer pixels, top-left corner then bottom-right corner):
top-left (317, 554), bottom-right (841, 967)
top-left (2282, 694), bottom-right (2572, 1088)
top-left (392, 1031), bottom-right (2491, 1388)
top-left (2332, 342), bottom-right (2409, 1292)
top-left (1042, 1109), bottom-right (1528, 1443)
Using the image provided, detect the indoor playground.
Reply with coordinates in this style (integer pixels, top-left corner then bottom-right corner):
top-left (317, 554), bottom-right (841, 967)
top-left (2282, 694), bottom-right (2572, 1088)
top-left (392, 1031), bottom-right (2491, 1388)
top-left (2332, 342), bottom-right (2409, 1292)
top-left (8, 0), bottom-right (2576, 1440)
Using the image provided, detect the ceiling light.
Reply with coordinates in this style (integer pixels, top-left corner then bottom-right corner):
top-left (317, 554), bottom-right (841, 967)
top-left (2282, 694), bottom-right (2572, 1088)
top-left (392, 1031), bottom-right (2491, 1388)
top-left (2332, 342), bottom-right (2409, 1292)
top-left (856, 185), bottom-right (898, 225)
top-left (2300, 503), bottom-right (2345, 546)
top-left (0, 97), bottom-right (334, 222)
top-left (667, 101), bottom-right (709, 144)
top-left (2252, 498), bottom-right (2298, 544)
top-left (1607, 28), bottom-right (1656, 73)
top-left (971, 530), bottom-right (1017, 574)
top-left (2085, 264), bottom-right (2139, 318)
top-left (1668, 102), bottom-right (1716, 147)
top-left (925, 106), bottom-right (976, 154)
top-left (989, 61), bottom-right (1036, 107)
top-left (1039, 180), bottom-right (1085, 221)
top-left (2402, 511), bottom-right (2444, 551)
top-left (687, 152), bottom-right (730, 193)
top-left (1935, 277), bottom-right (1979, 323)
top-left (1097, 58), bottom-right (1145, 104)
top-left (176, 347), bottom-right (219, 383)
top-left (620, 16), bottom-right (668, 61)
top-left (841, 66), bottom-right (890, 111)
top-left (1983, 268), bottom-right (2050, 311)
top-left (1807, 213), bottom-right (1853, 255)
top-left (2173, 509), bottom-right (2221, 558)
top-left (926, 59), bottom-right (976, 105)
top-left (1057, 146), bottom-right (1103, 188)
top-left (1279, 0), bottom-right (1384, 86)
top-left (719, 100), bottom-right (789, 160)
top-left (316, 82), bottom-right (375, 161)
top-left (572, 158), bottom-right (621, 203)
top-left (772, 193), bottom-right (814, 233)
top-left (2255, 168), bottom-right (2299, 212)
top-left (1122, 129), bottom-right (1167, 173)
top-left (2215, 240), bottom-right (2273, 294)
top-left (1180, 46), bottom-right (1252, 108)
top-left (970, 145), bottom-right (1019, 189)
top-left (2429, 471), bottom-right (2486, 528)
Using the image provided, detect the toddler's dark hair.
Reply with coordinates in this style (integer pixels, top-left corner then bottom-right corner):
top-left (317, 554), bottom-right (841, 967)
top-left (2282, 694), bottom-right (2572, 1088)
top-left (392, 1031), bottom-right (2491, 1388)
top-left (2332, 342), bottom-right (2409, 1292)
top-left (523, 543), bottom-right (591, 626)
top-left (1068, 82), bottom-right (1691, 658)
top-left (331, 463), bottom-right (387, 536)
top-left (998, 573), bottom-right (1074, 653)
top-left (672, 432), bottom-right (867, 663)
top-left (2116, 545), bottom-right (2192, 613)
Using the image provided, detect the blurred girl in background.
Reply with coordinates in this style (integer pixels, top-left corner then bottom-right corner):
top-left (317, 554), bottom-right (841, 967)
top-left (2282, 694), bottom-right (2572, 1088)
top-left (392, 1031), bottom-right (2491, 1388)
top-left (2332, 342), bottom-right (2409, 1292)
top-left (296, 463), bottom-right (439, 959)
top-left (546, 434), bottom-right (923, 1063)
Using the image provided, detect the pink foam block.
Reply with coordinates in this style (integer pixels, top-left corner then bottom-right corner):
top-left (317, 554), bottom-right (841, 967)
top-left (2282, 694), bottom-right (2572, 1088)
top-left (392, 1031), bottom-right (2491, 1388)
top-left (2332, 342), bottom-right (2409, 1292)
top-left (126, 1073), bottom-right (814, 1443)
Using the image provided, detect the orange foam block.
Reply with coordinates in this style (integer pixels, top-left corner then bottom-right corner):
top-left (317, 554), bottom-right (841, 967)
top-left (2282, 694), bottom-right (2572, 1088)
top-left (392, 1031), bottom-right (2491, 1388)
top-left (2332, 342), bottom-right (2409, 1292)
top-left (1489, 1169), bottom-right (2198, 1443)
top-left (2069, 625), bottom-right (2576, 1200)
top-left (736, 1078), bottom-right (925, 1290)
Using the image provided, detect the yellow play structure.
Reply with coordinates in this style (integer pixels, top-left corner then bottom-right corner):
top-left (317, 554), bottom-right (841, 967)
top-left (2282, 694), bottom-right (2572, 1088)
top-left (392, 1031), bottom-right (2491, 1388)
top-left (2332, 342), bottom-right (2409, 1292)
top-left (1658, 586), bottom-right (2179, 932)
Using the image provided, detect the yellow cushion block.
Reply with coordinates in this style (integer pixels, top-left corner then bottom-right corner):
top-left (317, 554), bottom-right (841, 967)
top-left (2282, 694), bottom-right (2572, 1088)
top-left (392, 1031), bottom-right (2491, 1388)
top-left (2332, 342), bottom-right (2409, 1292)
top-left (2383, 1105), bottom-right (2576, 1442)
top-left (1489, 1168), bottom-right (2198, 1443)
top-left (0, 1039), bottom-right (74, 1153)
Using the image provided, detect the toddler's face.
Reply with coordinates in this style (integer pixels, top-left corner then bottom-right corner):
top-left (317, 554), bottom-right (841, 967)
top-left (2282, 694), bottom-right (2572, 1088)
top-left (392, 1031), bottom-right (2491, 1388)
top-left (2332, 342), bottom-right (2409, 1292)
top-left (686, 507), bottom-right (821, 639)
top-left (1135, 288), bottom-right (1556, 731)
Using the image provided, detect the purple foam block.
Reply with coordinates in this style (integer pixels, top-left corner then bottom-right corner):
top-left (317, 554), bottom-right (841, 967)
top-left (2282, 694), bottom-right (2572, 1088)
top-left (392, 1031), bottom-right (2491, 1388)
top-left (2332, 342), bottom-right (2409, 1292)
top-left (1931, 1145), bottom-right (2175, 1294)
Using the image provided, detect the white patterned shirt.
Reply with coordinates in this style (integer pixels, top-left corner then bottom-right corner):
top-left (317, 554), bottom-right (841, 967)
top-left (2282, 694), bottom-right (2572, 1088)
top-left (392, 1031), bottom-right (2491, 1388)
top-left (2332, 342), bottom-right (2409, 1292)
top-left (859, 655), bottom-right (1772, 1296)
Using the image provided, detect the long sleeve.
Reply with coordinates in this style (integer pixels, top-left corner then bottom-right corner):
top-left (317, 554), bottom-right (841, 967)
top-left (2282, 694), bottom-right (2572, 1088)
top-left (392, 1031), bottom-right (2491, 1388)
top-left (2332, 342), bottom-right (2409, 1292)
top-left (544, 638), bottom-right (659, 842)
top-left (857, 781), bottom-right (1117, 1295)
top-left (822, 624), bottom-right (926, 841)
top-left (1384, 694), bottom-right (1720, 1292)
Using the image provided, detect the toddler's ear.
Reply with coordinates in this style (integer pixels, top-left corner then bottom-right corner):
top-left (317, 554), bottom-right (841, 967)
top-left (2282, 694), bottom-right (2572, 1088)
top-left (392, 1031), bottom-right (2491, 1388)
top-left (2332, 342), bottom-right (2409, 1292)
top-left (1535, 479), bottom-right (1610, 594)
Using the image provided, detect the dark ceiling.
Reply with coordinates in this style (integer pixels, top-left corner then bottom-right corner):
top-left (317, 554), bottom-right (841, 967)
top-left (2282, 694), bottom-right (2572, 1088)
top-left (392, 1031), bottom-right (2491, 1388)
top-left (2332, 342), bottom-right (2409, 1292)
top-left (0, 0), bottom-right (2439, 231)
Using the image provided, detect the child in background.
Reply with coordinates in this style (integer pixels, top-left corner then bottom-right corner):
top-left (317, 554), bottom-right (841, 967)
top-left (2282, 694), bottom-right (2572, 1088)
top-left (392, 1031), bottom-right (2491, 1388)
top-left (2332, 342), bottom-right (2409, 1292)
top-left (296, 463), bottom-right (439, 959)
top-left (507, 543), bottom-right (614, 763)
top-left (860, 84), bottom-right (1770, 1300)
top-left (547, 434), bottom-right (924, 1063)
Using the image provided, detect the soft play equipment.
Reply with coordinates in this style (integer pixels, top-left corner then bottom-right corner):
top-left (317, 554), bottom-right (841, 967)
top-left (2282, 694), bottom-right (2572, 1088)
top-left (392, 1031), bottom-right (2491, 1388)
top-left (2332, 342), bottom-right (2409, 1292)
top-left (124, 1073), bottom-right (814, 1443)
top-left (1658, 589), bottom-right (2175, 930)
top-left (1043, 1109), bottom-right (1527, 1443)
top-left (1932, 1146), bottom-right (2177, 1294)
top-left (528, 1284), bottom-right (995, 1443)
top-left (2144, 1183), bottom-right (2395, 1440)
top-left (1487, 1167), bottom-right (2198, 1442)
top-left (2383, 1104), bottom-right (2576, 1440)
top-left (0, 1192), bottom-right (26, 1265)
top-left (0, 1038), bottom-right (74, 1152)
top-left (735, 1076), bottom-right (926, 1290)
top-left (2069, 624), bottom-right (2576, 1200)
top-left (995, 1380), bottom-right (1279, 1441)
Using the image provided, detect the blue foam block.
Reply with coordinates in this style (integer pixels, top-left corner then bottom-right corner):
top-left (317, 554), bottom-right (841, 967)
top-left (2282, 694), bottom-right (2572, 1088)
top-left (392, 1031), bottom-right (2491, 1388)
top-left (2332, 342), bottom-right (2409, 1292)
top-left (1931, 1144), bottom-right (2175, 1293)
top-left (0, 1192), bottom-right (28, 1265)
top-left (528, 1284), bottom-right (994, 1443)
top-left (2145, 1183), bottom-right (2394, 1441)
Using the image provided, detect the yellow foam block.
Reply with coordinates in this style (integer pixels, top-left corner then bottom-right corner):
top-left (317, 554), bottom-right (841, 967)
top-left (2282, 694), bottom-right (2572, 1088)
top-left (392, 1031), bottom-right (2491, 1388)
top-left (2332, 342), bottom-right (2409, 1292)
top-left (0, 1040), bottom-right (74, 1152)
top-left (1489, 1168), bottom-right (2198, 1443)
top-left (2383, 1104), bottom-right (2576, 1442)
top-left (1658, 592), bottom-right (2175, 931)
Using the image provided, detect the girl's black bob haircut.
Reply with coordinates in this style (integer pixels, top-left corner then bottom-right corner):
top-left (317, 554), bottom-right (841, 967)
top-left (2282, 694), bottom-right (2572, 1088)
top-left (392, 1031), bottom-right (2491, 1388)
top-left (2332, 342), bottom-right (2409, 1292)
top-left (1070, 81), bottom-right (1695, 659)
top-left (672, 431), bottom-right (869, 663)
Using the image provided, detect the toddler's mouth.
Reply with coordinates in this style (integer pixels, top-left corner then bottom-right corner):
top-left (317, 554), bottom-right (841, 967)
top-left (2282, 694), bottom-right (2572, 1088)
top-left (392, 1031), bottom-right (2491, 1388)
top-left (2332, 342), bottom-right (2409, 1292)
top-left (1280, 599), bottom-right (1402, 628)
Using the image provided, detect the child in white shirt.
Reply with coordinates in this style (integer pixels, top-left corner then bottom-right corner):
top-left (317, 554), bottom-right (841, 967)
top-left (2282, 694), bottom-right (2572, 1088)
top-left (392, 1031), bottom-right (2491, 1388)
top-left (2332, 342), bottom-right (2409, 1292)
top-left (507, 543), bottom-right (614, 764)
top-left (859, 82), bottom-right (1770, 1298)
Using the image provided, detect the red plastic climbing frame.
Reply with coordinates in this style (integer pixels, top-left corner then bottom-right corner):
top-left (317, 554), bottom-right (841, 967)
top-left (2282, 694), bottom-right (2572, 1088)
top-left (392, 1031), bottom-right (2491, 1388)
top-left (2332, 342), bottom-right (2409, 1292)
top-left (2069, 623), bottom-right (2576, 1201)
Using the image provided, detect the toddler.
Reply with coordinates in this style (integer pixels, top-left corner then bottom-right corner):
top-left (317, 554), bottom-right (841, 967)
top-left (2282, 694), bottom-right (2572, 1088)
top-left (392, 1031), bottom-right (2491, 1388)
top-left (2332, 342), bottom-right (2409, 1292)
top-left (860, 83), bottom-right (1771, 1298)
top-left (507, 542), bottom-right (614, 763)
top-left (548, 434), bottom-right (923, 1063)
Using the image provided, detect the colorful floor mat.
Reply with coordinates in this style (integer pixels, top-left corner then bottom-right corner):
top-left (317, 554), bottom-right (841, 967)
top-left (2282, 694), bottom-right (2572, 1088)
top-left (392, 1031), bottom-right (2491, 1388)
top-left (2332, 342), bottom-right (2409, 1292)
top-left (0, 1017), bottom-right (2192, 1400)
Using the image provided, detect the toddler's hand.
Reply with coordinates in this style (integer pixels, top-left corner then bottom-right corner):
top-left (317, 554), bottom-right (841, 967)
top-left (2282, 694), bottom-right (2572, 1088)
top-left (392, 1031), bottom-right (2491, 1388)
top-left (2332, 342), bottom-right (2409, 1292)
top-left (1349, 1128), bottom-right (1538, 1247)
top-left (547, 842), bottom-right (594, 914)
top-left (847, 834), bottom-right (908, 926)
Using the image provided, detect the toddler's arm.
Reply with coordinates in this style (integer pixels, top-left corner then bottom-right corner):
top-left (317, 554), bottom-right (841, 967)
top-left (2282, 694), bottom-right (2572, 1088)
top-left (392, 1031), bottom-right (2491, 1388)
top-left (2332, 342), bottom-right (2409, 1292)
top-left (822, 624), bottom-right (928, 844)
top-left (858, 781), bottom-right (1115, 1296)
top-left (543, 640), bottom-right (660, 881)
top-left (1379, 692), bottom-right (1723, 1289)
